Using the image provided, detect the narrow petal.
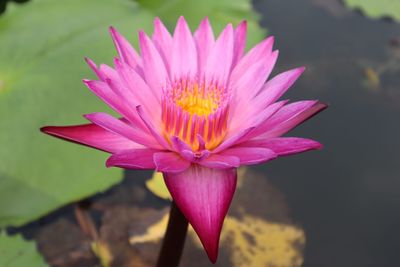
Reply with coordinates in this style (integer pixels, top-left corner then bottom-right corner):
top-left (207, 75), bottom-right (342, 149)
top-left (83, 112), bottom-right (160, 149)
top-left (205, 23), bottom-right (234, 87)
top-left (219, 147), bottom-right (277, 165)
top-left (241, 137), bottom-right (323, 156)
top-left (194, 17), bottom-right (215, 78)
top-left (232, 21), bottom-right (247, 67)
top-left (83, 79), bottom-right (145, 128)
top-left (171, 16), bottom-right (197, 80)
top-left (40, 123), bottom-right (142, 153)
top-left (109, 27), bottom-right (142, 73)
top-left (106, 148), bottom-right (157, 169)
top-left (259, 101), bottom-right (327, 139)
top-left (163, 165), bottom-right (237, 262)
top-left (153, 17), bottom-right (173, 70)
top-left (253, 67), bottom-right (305, 105)
top-left (136, 105), bottom-right (171, 149)
top-left (153, 152), bottom-right (191, 172)
top-left (199, 154), bottom-right (240, 169)
top-left (139, 31), bottom-right (169, 98)
top-left (213, 127), bottom-right (254, 153)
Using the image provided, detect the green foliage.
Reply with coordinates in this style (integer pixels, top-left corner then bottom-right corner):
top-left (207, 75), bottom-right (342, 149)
top-left (344, 0), bottom-right (400, 21)
top-left (0, 0), bottom-right (265, 228)
top-left (0, 232), bottom-right (49, 267)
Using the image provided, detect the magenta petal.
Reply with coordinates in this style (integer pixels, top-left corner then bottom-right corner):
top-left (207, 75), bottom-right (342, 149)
top-left (220, 147), bottom-right (277, 165)
top-left (163, 165), bottom-right (237, 262)
top-left (83, 112), bottom-right (161, 149)
top-left (213, 127), bottom-right (254, 153)
top-left (199, 153), bottom-right (240, 169)
top-left (232, 21), bottom-right (247, 66)
top-left (106, 148), bottom-right (157, 169)
top-left (194, 17), bottom-right (215, 78)
top-left (153, 17), bottom-right (173, 70)
top-left (153, 152), bottom-right (191, 173)
top-left (40, 123), bottom-right (142, 153)
top-left (242, 137), bottom-right (323, 156)
top-left (109, 26), bottom-right (142, 72)
top-left (171, 16), bottom-right (197, 80)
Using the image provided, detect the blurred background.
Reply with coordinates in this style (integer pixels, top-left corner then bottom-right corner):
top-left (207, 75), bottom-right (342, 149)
top-left (1, 0), bottom-right (400, 266)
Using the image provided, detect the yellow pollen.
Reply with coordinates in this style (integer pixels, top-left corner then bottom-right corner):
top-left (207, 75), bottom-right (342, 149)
top-left (174, 84), bottom-right (219, 116)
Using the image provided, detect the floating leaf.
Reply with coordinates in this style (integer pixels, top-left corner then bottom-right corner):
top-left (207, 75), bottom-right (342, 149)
top-left (145, 172), bottom-right (171, 201)
top-left (344, 0), bottom-right (400, 21)
top-left (0, 232), bottom-right (49, 267)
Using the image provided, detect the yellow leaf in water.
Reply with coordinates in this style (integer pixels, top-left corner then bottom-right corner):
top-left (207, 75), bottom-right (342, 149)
top-left (129, 212), bottom-right (170, 244)
top-left (221, 216), bottom-right (305, 267)
top-left (146, 172), bottom-right (172, 201)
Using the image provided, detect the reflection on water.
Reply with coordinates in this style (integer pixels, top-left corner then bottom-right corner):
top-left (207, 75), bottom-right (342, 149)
top-left (253, 0), bottom-right (400, 266)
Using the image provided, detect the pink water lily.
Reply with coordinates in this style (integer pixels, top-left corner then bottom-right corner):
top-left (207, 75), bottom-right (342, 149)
top-left (41, 16), bottom-right (326, 262)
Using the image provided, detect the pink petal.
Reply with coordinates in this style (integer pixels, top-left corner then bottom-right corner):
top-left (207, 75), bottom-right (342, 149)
top-left (194, 17), bottom-right (215, 79)
top-left (220, 147), bottom-right (277, 165)
top-left (163, 165), bottom-right (237, 262)
top-left (83, 112), bottom-right (161, 149)
top-left (259, 101), bottom-right (327, 139)
top-left (230, 36), bottom-right (274, 90)
top-left (170, 136), bottom-right (210, 162)
top-left (114, 59), bottom-right (160, 121)
top-left (199, 154), bottom-right (240, 169)
top-left (83, 79), bottom-right (143, 127)
top-left (213, 127), bottom-right (255, 153)
top-left (136, 105), bottom-right (171, 149)
top-left (253, 67), bottom-right (305, 106)
top-left (106, 148), bottom-right (157, 169)
top-left (171, 16), bottom-right (197, 80)
top-left (242, 137), bottom-right (323, 156)
top-left (230, 50), bottom-right (279, 104)
top-left (109, 27), bottom-right (142, 74)
top-left (232, 21), bottom-right (247, 67)
top-left (139, 31), bottom-right (169, 98)
top-left (40, 123), bottom-right (141, 153)
top-left (153, 152), bottom-right (191, 173)
top-left (153, 17), bottom-right (173, 70)
top-left (205, 23), bottom-right (234, 87)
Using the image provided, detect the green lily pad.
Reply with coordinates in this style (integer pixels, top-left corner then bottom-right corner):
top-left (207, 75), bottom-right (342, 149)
top-left (0, 0), bottom-right (265, 228)
top-left (0, 232), bottom-right (49, 267)
top-left (344, 0), bottom-right (400, 21)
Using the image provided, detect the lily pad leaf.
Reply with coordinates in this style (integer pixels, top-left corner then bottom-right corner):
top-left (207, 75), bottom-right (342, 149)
top-left (0, 232), bottom-right (49, 267)
top-left (344, 0), bottom-right (400, 21)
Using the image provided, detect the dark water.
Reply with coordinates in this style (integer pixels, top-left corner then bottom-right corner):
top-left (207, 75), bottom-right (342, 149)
top-left (253, 0), bottom-right (400, 266)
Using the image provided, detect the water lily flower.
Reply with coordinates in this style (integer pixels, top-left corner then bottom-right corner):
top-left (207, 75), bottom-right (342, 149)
top-left (41, 16), bottom-right (326, 263)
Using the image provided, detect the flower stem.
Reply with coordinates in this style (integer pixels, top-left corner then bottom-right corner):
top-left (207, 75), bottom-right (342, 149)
top-left (156, 201), bottom-right (189, 267)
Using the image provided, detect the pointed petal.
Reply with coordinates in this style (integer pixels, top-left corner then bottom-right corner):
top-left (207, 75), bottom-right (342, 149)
top-left (40, 123), bottom-right (142, 153)
top-left (232, 21), bottom-right (247, 67)
top-left (153, 17), bottom-right (173, 70)
top-left (241, 137), bottom-right (323, 156)
top-left (136, 105), bottom-right (171, 149)
top-left (106, 148), bottom-right (157, 169)
top-left (220, 147), bottom-right (277, 165)
top-left (154, 152), bottom-right (191, 172)
top-left (163, 165), bottom-right (237, 262)
top-left (83, 112), bottom-right (160, 149)
top-left (205, 23), bottom-right (234, 87)
top-left (213, 127), bottom-right (254, 153)
top-left (139, 31), bottom-right (169, 98)
top-left (259, 101), bottom-right (327, 139)
top-left (253, 67), bottom-right (305, 105)
top-left (194, 17), bottom-right (215, 78)
top-left (171, 16), bottom-right (197, 80)
top-left (199, 153), bottom-right (240, 169)
top-left (109, 27), bottom-right (142, 73)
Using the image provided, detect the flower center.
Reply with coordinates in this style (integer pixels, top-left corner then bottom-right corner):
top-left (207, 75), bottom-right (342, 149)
top-left (162, 79), bottom-right (229, 151)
